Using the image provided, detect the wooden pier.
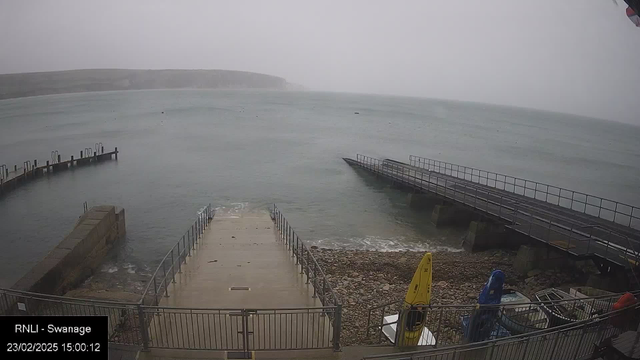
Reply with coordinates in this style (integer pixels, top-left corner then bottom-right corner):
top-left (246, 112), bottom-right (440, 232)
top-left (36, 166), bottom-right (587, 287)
top-left (0, 146), bottom-right (118, 197)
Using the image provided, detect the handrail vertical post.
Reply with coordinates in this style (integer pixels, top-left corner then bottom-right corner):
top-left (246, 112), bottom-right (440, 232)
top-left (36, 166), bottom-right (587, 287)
top-left (333, 304), bottom-right (342, 351)
top-left (300, 242), bottom-right (304, 274)
top-left (177, 241), bottom-right (182, 273)
top-left (153, 276), bottom-right (159, 306)
top-left (187, 229), bottom-right (192, 257)
top-left (170, 249), bottom-right (176, 283)
top-left (306, 249), bottom-right (310, 283)
top-left (162, 261), bottom-right (169, 297)
top-left (312, 262), bottom-right (318, 298)
top-left (137, 304), bottom-right (150, 350)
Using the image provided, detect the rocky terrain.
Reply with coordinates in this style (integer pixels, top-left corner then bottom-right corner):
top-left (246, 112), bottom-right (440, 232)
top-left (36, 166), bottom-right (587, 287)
top-left (311, 248), bottom-right (589, 346)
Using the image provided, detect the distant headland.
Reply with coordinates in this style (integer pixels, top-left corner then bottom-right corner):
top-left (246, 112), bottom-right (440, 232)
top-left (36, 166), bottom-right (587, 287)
top-left (0, 69), bottom-right (306, 100)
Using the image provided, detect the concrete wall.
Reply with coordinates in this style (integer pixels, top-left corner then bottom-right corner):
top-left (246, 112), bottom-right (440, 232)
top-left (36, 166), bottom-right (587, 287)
top-left (11, 205), bottom-right (126, 295)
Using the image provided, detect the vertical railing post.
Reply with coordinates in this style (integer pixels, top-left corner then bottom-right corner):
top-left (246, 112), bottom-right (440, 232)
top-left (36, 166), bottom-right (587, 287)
top-left (300, 243), bottom-right (304, 274)
top-left (434, 308), bottom-right (444, 348)
top-left (137, 304), bottom-right (150, 350)
top-left (547, 331), bottom-right (561, 360)
top-left (487, 341), bottom-right (497, 359)
top-left (170, 249), bottom-right (176, 283)
top-left (187, 229), bottom-right (192, 257)
top-left (312, 262), bottom-right (318, 298)
top-left (177, 241), bottom-right (182, 273)
top-left (333, 305), bottom-right (342, 351)
top-left (572, 326), bottom-right (588, 360)
top-left (153, 276), bottom-right (159, 306)
top-left (322, 277), bottom-right (327, 305)
top-left (306, 250), bottom-right (310, 283)
top-left (162, 262), bottom-right (169, 297)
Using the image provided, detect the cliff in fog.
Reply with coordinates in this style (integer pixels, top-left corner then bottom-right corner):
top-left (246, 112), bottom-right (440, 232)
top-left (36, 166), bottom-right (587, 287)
top-left (0, 69), bottom-right (299, 100)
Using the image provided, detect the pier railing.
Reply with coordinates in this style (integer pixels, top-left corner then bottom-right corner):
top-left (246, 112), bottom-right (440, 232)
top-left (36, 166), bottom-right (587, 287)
top-left (0, 288), bottom-right (145, 346)
top-left (363, 301), bottom-right (640, 360)
top-left (0, 204), bottom-right (344, 353)
top-left (365, 290), bottom-right (636, 348)
top-left (353, 155), bottom-right (640, 270)
top-left (272, 204), bottom-right (342, 350)
top-left (140, 204), bottom-right (214, 306)
top-left (142, 305), bottom-right (337, 351)
top-left (0, 145), bottom-right (119, 197)
top-left (271, 204), bottom-right (341, 309)
top-left (409, 155), bottom-right (640, 230)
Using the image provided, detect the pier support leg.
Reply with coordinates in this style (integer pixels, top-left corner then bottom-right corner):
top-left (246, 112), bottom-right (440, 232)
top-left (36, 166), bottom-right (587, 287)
top-left (430, 205), bottom-right (472, 227)
top-left (407, 193), bottom-right (442, 211)
top-left (514, 245), bottom-right (545, 274)
top-left (514, 245), bottom-right (574, 275)
top-left (463, 221), bottom-right (507, 252)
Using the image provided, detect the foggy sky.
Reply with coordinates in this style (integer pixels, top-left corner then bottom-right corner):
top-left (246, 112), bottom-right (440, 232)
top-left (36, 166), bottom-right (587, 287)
top-left (1, 0), bottom-right (639, 124)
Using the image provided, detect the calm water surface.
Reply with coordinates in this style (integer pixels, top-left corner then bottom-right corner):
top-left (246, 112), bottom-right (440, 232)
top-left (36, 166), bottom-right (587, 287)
top-left (0, 90), bottom-right (639, 288)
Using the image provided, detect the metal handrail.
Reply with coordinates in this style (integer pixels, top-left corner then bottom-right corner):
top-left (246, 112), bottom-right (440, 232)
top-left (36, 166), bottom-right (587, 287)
top-left (0, 287), bottom-right (140, 306)
top-left (385, 159), bottom-right (640, 250)
top-left (384, 158), bottom-right (640, 271)
top-left (139, 204), bottom-right (214, 305)
top-left (385, 159), bottom-right (632, 235)
top-left (1, 204), bottom-right (345, 352)
top-left (141, 304), bottom-right (337, 311)
top-left (271, 204), bottom-right (341, 307)
top-left (51, 151), bottom-right (59, 164)
top-left (0, 285), bottom-right (342, 351)
top-left (364, 301), bottom-right (640, 359)
top-left (272, 204), bottom-right (342, 351)
top-left (353, 154), bottom-right (638, 267)
top-left (409, 155), bottom-right (640, 230)
top-left (365, 290), bottom-right (638, 346)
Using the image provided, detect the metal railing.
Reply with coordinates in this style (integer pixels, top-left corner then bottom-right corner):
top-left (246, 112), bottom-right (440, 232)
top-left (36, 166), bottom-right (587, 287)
top-left (140, 204), bottom-right (214, 306)
top-left (0, 285), bottom-right (341, 352)
top-left (365, 291), bottom-right (637, 348)
top-left (51, 151), bottom-right (59, 164)
top-left (352, 155), bottom-right (640, 270)
top-left (95, 142), bottom-right (104, 155)
top-left (0, 204), bottom-right (343, 353)
top-left (143, 306), bottom-right (337, 351)
top-left (363, 301), bottom-right (640, 360)
top-left (272, 204), bottom-right (341, 309)
top-left (0, 288), bottom-right (145, 346)
top-left (271, 204), bottom-right (342, 349)
top-left (409, 155), bottom-right (640, 230)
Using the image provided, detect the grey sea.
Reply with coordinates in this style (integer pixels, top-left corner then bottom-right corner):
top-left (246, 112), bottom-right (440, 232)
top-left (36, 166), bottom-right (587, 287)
top-left (1, 89), bottom-right (639, 288)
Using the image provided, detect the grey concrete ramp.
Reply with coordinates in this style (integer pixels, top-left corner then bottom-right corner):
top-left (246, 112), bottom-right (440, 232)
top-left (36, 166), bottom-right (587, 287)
top-left (161, 211), bottom-right (320, 309)
top-left (145, 211), bottom-right (333, 352)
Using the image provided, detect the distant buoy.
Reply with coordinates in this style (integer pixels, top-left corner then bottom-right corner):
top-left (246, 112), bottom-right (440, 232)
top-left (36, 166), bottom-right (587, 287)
top-left (161, 111), bottom-right (164, 114)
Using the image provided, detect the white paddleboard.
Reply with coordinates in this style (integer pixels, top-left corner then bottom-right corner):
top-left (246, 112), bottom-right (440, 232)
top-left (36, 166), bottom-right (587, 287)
top-left (382, 314), bottom-right (436, 346)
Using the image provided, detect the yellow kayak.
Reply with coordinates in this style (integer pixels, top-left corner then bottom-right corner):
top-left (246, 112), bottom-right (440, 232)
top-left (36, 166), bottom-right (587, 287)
top-left (396, 252), bottom-right (432, 346)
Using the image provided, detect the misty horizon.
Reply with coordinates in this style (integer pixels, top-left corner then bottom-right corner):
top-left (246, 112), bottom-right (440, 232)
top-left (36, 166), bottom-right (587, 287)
top-left (1, 0), bottom-right (640, 124)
